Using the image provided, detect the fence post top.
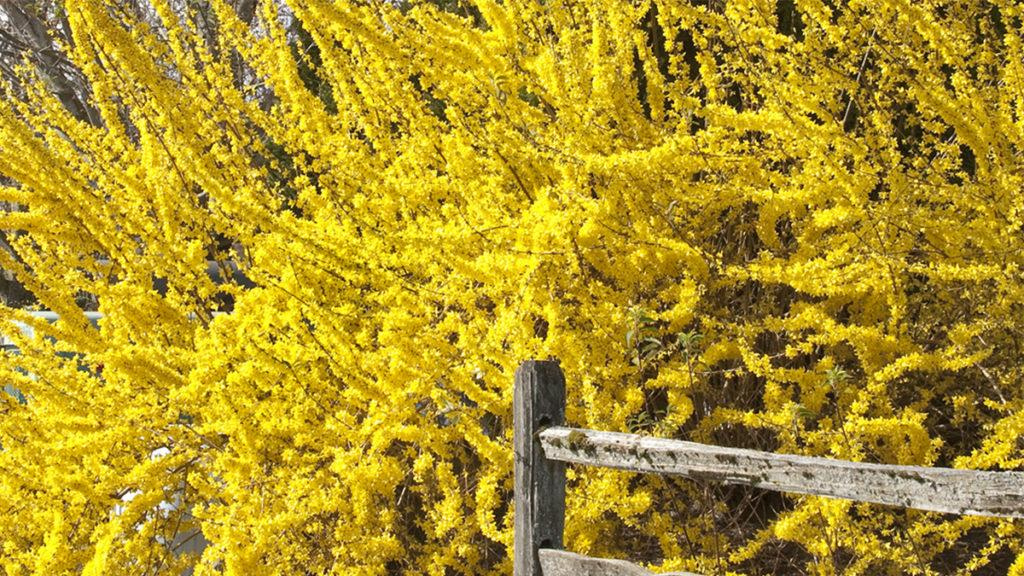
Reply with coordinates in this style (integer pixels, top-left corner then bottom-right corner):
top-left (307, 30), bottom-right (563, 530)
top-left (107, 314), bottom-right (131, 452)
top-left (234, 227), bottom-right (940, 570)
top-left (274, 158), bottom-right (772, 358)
top-left (517, 358), bottom-right (561, 369)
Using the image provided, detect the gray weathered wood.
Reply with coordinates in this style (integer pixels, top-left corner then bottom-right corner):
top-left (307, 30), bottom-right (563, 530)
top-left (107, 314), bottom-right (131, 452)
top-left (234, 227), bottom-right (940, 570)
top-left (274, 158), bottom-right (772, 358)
top-left (540, 427), bottom-right (1024, 518)
top-left (515, 361), bottom-right (567, 576)
top-left (538, 549), bottom-right (700, 576)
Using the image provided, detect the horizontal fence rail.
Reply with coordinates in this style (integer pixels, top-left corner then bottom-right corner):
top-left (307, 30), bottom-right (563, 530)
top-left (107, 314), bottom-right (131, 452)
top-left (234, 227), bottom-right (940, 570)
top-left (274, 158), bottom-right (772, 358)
top-left (514, 359), bottom-right (1024, 576)
top-left (539, 550), bottom-right (698, 576)
top-left (540, 427), bottom-right (1024, 519)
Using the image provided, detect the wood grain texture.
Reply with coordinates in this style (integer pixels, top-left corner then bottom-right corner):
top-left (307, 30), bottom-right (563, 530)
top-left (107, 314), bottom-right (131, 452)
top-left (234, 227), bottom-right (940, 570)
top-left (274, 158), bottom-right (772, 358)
top-left (514, 361), bottom-right (567, 576)
top-left (538, 550), bottom-right (700, 576)
top-left (540, 427), bottom-right (1024, 518)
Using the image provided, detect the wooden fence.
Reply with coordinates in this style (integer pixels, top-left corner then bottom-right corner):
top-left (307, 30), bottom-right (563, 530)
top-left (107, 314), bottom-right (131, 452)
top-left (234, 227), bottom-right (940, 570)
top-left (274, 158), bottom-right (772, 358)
top-left (513, 360), bottom-right (1024, 576)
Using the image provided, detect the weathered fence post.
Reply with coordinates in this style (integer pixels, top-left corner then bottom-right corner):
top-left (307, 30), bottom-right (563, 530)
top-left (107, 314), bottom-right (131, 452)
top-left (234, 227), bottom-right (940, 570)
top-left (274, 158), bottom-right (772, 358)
top-left (514, 360), bottom-right (567, 576)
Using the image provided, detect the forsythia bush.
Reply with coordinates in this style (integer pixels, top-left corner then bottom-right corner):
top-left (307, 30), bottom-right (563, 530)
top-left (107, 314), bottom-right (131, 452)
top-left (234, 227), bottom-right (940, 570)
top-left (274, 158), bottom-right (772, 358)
top-left (3, 0), bottom-right (1024, 574)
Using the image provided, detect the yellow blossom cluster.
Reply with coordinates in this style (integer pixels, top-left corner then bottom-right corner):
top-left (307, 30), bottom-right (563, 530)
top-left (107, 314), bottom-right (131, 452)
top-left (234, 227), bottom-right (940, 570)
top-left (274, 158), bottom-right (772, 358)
top-left (2, 0), bottom-right (1024, 574)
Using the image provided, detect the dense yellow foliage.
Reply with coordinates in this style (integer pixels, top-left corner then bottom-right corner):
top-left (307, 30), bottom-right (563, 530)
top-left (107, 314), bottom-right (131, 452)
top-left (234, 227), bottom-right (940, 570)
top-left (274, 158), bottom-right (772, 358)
top-left (3, 0), bottom-right (1024, 574)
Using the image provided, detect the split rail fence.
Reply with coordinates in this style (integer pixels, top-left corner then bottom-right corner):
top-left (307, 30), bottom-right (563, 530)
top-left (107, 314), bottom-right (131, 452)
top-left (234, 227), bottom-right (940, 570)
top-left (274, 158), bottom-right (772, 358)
top-left (513, 359), bottom-right (1024, 576)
